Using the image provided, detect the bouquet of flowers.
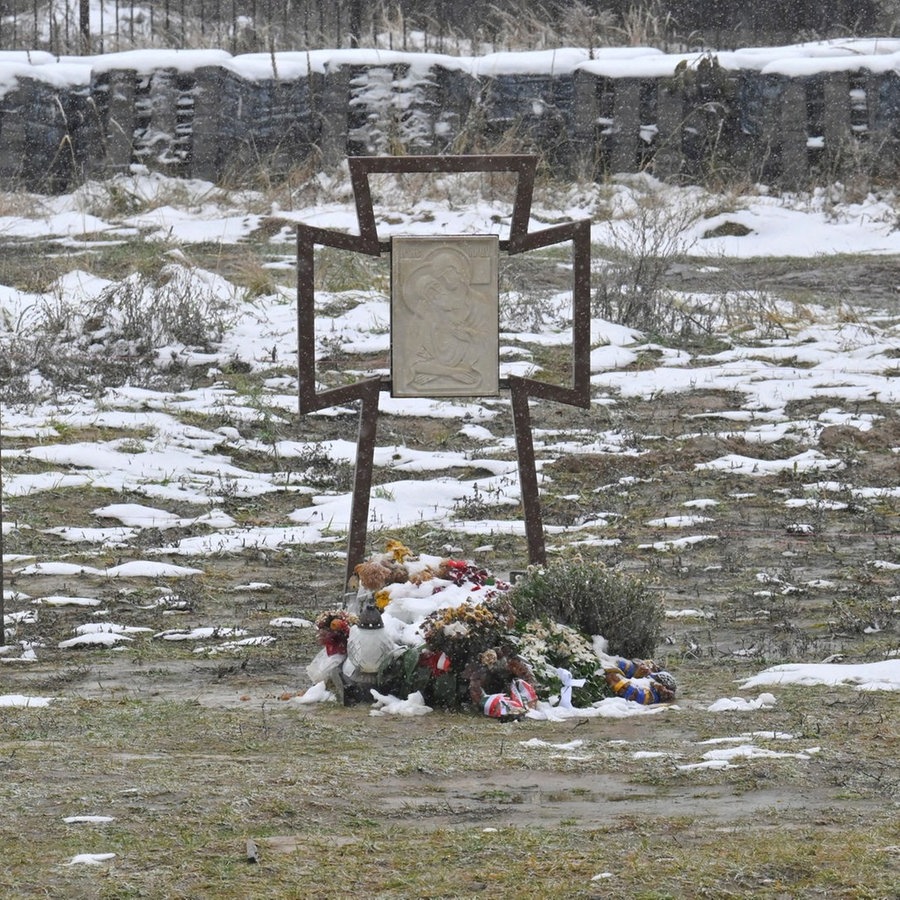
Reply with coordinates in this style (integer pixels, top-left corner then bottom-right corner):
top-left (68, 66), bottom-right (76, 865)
top-left (436, 559), bottom-right (506, 590)
top-left (420, 593), bottom-right (516, 671)
top-left (332, 541), bottom-right (540, 712)
top-left (303, 539), bottom-right (668, 713)
top-left (515, 618), bottom-right (609, 704)
top-left (315, 609), bottom-right (358, 657)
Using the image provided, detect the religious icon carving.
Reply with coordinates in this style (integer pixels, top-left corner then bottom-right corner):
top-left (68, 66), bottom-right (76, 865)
top-left (391, 236), bottom-right (500, 398)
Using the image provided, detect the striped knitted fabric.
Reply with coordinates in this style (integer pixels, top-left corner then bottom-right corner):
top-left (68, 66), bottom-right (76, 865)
top-left (614, 657), bottom-right (647, 678)
top-left (604, 667), bottom-right (670, 705)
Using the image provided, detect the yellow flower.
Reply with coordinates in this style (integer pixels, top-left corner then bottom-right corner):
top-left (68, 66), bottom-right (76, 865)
top-left (374, 589), bottom-right (391, 611)
top-left (385, 539), bottom-right (412, 562)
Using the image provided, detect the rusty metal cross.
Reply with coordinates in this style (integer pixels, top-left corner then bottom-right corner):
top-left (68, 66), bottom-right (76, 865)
top-left (297, 154), bottom-right (592, 588)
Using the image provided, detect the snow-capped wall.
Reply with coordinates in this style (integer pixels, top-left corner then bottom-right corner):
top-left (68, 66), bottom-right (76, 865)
top-left (0, 40), bottom-right (898, 191)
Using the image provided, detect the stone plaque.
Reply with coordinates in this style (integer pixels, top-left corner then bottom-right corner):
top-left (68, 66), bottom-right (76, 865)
top-left (391, 235), bottom-right (500, 398)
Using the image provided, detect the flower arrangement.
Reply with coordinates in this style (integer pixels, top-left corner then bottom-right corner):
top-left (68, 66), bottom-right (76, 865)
top-left (436, 559), bottom-right (504, 590)
top-left (373, 588), bottom-right (392, 612)
top-left (315, 609), bottom-right (358, 656)
top-left (420, 593), bottom-right (516, 670)
top-left (384, 539), bottom-right (412, 562)
top-left (312, 540), bottom-right (667, 714)
top-left (517, 619), bottom-right (598, 672)
top-left (515, 618), bottom-right (610, 704)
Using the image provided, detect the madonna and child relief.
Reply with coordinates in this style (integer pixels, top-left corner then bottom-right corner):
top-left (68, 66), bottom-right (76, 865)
top-left (391, 236), bottom-right (500, 398)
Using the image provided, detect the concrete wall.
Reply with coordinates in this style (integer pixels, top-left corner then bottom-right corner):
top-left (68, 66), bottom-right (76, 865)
top-left (0, 59), bottom-right (897, 191)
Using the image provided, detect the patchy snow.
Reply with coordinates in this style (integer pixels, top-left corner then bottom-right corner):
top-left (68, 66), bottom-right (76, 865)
top-left (369, 689), bottom-right (433, 716)
top-left (74, 623), bottom-right (153, 635)
top-left (63, 816), bottom-right (116, 824)
top-left (638, 535), bottom-right (720, 552)
top-left (3, 39), bottom-right (899, 91)
top-left (0, 125), bottom-right (897, 731)
top-left (31, 595), bottom-right (102, 607)
top-left (0, 694), bottom-right (56, 707)
top-left (527, 697), bottom-right (677, 721)
top-left (270, 617), bottom-right (313, 629)
top-left (740, 661), bottom-right (900, 692)
top-left (16, 561), bottom-right (202, 578)
top-left (645, 515), bottom-right (714, 528)
top-left (520, 738), bottom-right (586, 751)
top-left (66, 852), bottom-right (116, 866)
top-left (708, 693), bottom-right (778, 712)
top-left (696, 450), bottom-right (845, 477)
top-left (155, 627), bottom-right (247, 642)
top-left (58, 632), bottom-right (134, 649)
top-left (193, 635), bottom-right (277, 654)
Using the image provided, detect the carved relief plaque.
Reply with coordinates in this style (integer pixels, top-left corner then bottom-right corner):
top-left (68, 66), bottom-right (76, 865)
top-left (391, 235), bottom-right (500, 398)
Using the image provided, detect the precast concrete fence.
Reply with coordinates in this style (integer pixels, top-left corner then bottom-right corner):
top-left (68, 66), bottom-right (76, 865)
top-left (1, 43), bottom-right (898, 192)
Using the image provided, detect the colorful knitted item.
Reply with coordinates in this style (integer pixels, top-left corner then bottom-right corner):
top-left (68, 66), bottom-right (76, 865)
top-left (613, 657), bottom-right (657, 678)
top-left (604, 666), bottom-right (676, 704)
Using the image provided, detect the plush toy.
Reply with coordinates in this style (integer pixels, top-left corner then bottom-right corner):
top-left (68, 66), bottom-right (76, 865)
top-left (354, 559), bottom-right (410, 592)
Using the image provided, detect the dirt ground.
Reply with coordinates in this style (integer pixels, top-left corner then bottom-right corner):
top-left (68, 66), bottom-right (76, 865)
top-left (1, 254), bottom-right (898, 897)
top-left (4, 389), bottom-right (898, 785)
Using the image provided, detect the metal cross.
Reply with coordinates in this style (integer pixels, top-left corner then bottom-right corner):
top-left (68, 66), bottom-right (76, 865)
top-left (297, 155), bottom-right (592, 589)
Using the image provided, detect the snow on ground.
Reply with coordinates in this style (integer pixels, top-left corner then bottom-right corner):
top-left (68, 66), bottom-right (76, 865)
top-left (1, 167), bottom-right (898, 710)
top-left (0, 694), bottom-right (55, 707)
top-left (740, 660), bottom-right (900, 692)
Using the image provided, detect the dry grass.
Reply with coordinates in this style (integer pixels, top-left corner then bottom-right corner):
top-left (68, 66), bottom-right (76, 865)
top-left (0, 678), bottom-right (897, 898)
top-left (1, 193), bottom-right (899, 898)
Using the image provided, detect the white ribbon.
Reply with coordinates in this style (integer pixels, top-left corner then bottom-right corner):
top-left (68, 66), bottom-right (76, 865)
top-left (555, 667), bottom-right (587, 709)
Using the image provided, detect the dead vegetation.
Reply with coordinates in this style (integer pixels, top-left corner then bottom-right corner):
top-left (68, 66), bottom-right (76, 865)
top-left (1, 178), bottom-right (898, 897)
